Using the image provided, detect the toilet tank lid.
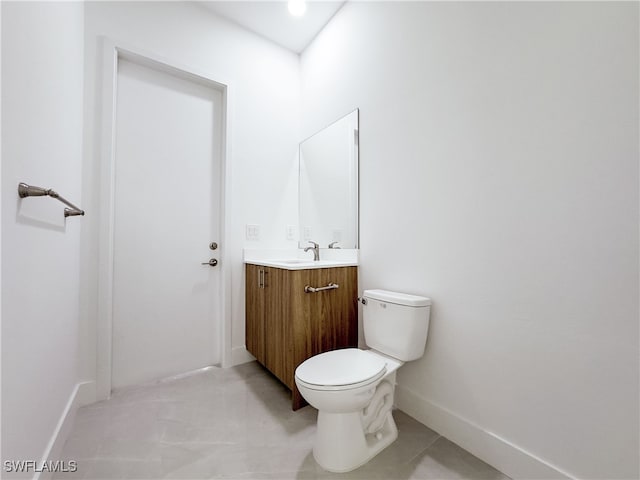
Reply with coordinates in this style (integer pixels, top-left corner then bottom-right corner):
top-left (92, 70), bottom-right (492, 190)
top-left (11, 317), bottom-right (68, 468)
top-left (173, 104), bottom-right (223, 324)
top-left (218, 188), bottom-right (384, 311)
top-left (363, 289), bottom-right (431, 307)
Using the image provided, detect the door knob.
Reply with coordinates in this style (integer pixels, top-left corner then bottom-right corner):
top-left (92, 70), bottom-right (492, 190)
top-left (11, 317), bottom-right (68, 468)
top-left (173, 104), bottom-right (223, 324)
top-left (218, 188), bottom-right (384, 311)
top-left (201, 258), bottom-right (218, 267)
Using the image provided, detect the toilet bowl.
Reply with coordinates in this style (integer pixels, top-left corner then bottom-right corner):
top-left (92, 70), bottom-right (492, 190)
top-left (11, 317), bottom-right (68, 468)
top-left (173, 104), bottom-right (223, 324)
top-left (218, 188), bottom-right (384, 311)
top-left (295, 348), bottom-right (403, 472)
top-left (294, 289), bottom-right (431, 473)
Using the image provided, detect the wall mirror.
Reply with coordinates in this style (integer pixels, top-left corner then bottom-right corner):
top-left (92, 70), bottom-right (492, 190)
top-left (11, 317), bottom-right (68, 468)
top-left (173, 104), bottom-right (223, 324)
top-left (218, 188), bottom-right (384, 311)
top-left (299, 109), bottom-right (359, 249)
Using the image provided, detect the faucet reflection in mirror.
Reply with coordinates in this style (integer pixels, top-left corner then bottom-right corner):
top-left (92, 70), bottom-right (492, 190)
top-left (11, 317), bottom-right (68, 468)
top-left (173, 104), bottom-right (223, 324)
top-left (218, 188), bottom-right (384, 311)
top-left (298, 109), bottom-right (359, 249)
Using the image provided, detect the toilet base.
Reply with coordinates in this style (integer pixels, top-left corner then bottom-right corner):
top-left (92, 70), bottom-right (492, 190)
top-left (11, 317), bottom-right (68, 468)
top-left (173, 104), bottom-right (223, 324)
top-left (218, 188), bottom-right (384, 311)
top-left (313, 409), bottom-right (398, 473)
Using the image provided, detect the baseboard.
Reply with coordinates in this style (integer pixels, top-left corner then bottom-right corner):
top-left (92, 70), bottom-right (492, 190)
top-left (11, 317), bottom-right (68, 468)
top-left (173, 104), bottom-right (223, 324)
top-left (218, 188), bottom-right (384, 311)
top-left (76, 380), bottom-right (97, 407)
top-left (34, 383), bottom-right (81, 480)
top-left (231, 345), bottom-right (255, 366)
top-left (395, 384), bottom-right (574, 480)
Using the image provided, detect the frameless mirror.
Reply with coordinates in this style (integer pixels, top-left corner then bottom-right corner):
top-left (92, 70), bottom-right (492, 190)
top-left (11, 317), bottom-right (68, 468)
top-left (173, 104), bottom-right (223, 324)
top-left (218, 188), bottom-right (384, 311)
top-left (299, 109), bottom-right (359, 249)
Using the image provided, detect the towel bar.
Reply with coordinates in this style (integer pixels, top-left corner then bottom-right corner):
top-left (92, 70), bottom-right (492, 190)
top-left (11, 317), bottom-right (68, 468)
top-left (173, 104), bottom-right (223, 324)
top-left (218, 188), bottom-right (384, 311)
top-left (18, 182), bottom-right (85, 218)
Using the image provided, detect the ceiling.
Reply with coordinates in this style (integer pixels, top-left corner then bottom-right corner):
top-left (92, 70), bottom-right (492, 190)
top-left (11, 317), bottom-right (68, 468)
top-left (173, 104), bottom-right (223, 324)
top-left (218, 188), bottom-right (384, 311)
top-left (200, 1), bottom-right (346, 54)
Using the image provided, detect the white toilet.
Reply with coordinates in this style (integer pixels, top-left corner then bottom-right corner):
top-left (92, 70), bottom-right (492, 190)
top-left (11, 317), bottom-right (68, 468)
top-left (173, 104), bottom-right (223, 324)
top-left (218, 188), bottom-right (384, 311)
top-left (294, 289), bottom-right (431, 473)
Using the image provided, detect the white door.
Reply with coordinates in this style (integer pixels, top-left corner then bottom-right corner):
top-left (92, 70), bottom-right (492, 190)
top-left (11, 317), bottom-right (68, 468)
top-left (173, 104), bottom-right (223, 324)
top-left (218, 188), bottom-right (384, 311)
top-left (112, 58), bottom-right (222, 390)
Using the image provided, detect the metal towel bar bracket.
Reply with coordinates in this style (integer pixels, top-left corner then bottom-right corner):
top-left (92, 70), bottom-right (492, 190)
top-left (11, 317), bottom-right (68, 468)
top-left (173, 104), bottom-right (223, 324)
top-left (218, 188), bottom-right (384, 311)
top-left (304, 283), bottom-right (339, 293)
top-left (18, 182), bottom-right (85, 218)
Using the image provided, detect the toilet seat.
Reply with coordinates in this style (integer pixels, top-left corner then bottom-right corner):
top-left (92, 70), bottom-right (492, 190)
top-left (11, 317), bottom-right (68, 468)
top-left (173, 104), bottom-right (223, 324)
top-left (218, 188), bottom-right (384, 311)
top-left (295, 348), bottom-right (387, 391)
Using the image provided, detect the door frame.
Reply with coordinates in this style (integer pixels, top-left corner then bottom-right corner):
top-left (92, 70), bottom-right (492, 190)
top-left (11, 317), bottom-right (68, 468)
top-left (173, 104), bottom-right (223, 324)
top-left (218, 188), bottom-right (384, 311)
top-left (96, 38), bottom-right (233, 400)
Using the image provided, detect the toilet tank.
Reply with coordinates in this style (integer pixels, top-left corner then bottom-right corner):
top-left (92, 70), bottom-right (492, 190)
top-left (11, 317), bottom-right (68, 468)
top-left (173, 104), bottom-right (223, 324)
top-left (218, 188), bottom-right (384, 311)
top-left (362, 289), bottom-right (431, 362)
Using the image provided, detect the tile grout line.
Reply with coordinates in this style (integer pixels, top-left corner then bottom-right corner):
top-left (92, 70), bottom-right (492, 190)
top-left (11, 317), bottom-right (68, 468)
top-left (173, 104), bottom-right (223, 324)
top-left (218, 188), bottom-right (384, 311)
top-left (403, 433), bottom-right (442, 466)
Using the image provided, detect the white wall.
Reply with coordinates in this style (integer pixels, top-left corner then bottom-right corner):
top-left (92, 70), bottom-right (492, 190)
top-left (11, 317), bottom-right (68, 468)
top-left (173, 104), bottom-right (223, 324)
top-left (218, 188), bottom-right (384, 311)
top-left (1, 1), bottom-right (84, 474)
top-left (79, 2), bottom-right (300, 399)
top-left (301, 2), bottom-right (639, 479)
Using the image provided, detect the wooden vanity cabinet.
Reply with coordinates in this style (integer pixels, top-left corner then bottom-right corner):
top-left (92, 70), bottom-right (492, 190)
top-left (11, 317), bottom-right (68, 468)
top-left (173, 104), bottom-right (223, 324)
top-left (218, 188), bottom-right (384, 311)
top-left (245, 264), bottom-right (358, 410)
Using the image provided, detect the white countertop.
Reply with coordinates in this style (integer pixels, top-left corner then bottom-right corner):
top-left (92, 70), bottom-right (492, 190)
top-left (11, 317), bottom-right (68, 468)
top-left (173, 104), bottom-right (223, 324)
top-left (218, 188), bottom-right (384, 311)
top-left (243, 248), bottom-right (359, 270)
top-left (245, 258), bottom-right (358, 270)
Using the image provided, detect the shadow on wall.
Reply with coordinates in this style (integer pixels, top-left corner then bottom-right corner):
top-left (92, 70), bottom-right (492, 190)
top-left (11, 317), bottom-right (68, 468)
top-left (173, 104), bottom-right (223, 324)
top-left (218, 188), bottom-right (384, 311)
top-left (16, 198), bottom-right (68, 232)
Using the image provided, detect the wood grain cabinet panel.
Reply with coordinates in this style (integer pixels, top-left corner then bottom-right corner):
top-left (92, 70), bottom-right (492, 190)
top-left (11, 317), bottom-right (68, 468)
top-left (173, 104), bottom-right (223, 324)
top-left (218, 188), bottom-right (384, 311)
top-left (263, 267), bottom-right (292, 388)
top-left (245, 264), bottom-right (265, 364)
top-left (245, 264), bottom-right (358, 410)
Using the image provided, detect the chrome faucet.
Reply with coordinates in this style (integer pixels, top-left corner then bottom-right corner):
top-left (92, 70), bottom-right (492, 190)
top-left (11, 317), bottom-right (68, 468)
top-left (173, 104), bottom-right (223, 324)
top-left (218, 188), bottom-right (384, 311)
top-left (328, 241), bottom-right (340, 249)
top-left (304, 241), bottom-right (320, 261)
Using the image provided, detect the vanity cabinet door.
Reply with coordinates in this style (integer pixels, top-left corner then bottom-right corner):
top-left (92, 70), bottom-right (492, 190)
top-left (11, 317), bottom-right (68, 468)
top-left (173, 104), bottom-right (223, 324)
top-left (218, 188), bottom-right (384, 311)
top-left (245, 265), bottom-right (294, 389)
top-left (316, 267), bottom-right (358, 351)
top-left (263, 267), bottom-right (293, 388)
top-left (245, 264), bottom-right (265, 364)
top-left (292, 267), bottom-right (358, 371)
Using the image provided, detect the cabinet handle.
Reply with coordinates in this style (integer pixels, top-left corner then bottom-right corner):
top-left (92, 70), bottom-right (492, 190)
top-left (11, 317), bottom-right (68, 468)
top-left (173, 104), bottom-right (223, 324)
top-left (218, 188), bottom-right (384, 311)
top-left (257, 269), bottom-right (269, 289)
top-left (304, 283), bottom-right (339, 293)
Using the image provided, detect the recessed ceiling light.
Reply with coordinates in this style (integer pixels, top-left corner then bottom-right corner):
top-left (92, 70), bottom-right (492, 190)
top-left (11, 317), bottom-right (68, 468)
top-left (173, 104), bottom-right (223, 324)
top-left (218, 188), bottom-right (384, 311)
top-left (288, 0), bottom-right (307, 17)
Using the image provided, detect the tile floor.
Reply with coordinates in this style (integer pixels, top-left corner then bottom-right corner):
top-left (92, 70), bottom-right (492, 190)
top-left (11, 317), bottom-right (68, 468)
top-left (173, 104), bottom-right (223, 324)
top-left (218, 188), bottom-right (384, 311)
top-left (56, 362), bottom-right (509, 480)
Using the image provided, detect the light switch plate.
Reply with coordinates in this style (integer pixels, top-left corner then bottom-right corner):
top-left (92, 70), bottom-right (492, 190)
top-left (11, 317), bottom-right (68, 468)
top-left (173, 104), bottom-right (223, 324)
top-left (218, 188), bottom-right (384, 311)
top-left (246, 224), bottom-right (260, 241)
top-left (303, 226), bottom-right (312, 241)
top-left (286, 225), bottom-right (297, 241)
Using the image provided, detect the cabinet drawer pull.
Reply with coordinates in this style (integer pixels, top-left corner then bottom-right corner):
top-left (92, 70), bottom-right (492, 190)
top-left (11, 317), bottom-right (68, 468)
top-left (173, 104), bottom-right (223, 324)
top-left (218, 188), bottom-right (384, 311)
top-left (304, 283), bottom-right (339, 293)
